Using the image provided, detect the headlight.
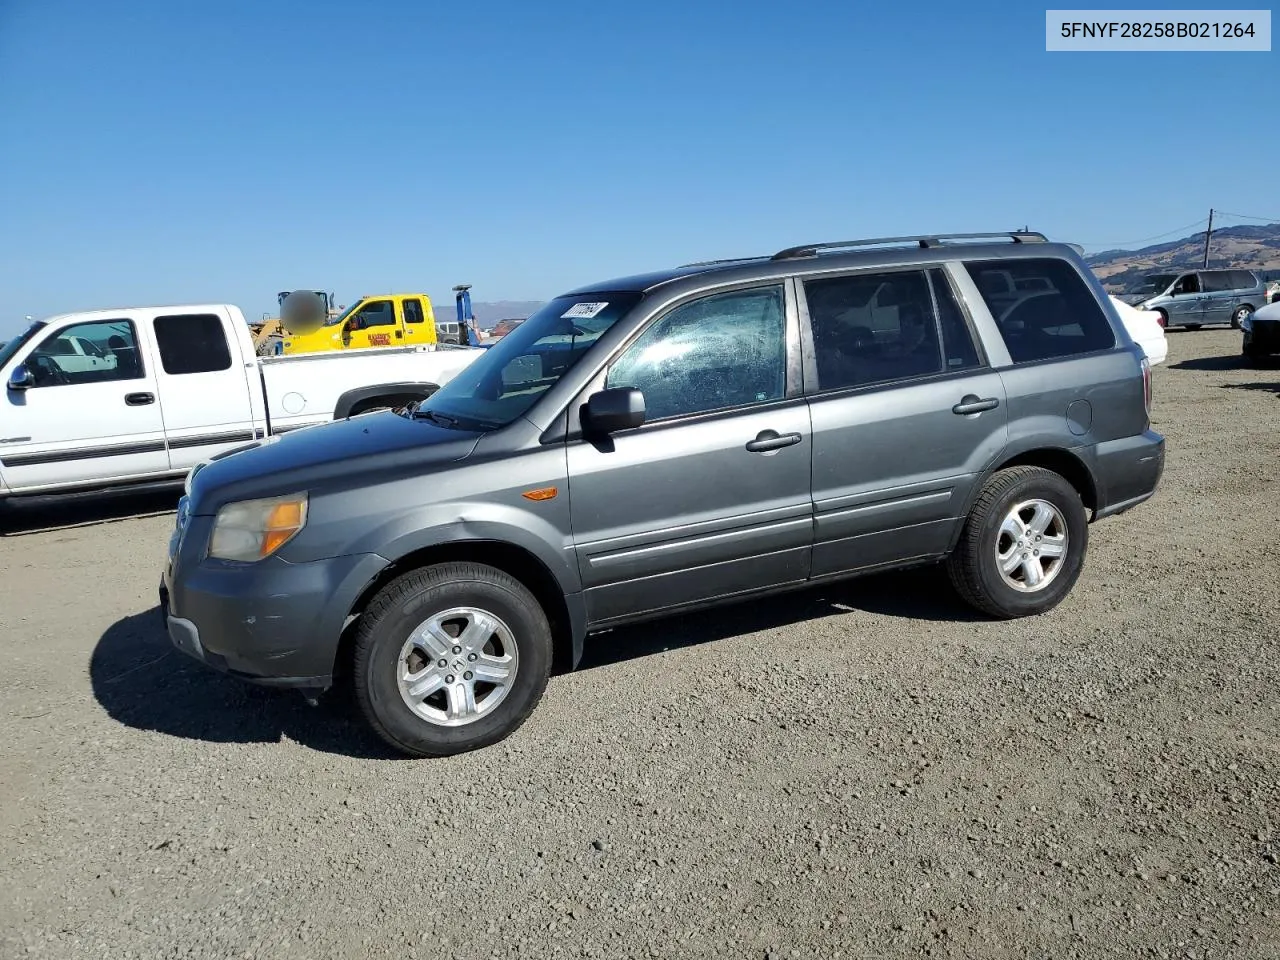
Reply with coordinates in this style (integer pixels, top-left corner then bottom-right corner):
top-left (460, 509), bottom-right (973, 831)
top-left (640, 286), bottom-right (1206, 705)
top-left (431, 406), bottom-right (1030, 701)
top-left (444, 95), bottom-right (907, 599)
top-left (208, 492), bottom-right (309, 562)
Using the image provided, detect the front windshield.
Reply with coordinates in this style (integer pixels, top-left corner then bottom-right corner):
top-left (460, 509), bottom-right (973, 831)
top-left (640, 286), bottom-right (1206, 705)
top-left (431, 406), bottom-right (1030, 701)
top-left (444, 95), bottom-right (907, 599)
top-left (1132, 274), bottom-right (1176, 297)
top-left (418, 291), bottom-right (644, 430)
top-left (0, 320), bottom-right (46, 369)
top-left (325, 300), bottom-right (359, 327)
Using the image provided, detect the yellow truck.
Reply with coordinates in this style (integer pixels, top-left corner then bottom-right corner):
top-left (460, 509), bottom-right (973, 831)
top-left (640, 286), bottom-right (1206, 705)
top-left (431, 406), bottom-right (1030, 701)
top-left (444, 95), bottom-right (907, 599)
top-left (276, 293), bottom-right (440, 355)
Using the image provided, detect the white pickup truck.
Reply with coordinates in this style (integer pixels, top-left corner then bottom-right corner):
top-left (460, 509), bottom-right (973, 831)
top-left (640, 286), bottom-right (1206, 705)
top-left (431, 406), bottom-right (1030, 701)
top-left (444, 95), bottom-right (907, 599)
top-left (0, 303), bottom-right (484, 501)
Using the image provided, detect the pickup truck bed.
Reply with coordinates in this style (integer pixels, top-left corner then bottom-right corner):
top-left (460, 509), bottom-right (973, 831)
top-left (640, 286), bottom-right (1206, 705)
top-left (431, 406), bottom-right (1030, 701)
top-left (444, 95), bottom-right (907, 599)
top-left (0, 303), bottom-right (483, 499)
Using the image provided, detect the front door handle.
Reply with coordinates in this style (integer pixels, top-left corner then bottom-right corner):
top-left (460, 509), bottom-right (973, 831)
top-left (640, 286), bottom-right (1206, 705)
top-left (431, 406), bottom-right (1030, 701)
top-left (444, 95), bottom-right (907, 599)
top-left (745, 429), bottom-right (802, 453)
top-left (395, 329), bottom-right (403, 339)
top-left (952, 395), bottom-right (999, 415)
top-left (125, 392), bottom-right (155, 406)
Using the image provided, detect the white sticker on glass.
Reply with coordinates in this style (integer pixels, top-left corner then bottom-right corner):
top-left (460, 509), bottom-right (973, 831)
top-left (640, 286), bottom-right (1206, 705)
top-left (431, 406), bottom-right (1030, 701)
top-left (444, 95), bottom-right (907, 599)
top-left (561, 302), bottom-right (609, 319)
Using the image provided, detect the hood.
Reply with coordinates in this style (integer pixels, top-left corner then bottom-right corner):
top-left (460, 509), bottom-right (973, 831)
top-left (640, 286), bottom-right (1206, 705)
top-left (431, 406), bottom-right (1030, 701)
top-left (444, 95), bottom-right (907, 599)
top-left (187, 411), bottom-right (483, 514)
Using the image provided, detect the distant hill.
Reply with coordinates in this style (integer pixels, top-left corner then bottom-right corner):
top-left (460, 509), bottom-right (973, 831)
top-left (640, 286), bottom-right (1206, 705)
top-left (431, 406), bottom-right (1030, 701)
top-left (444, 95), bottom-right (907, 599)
top-left (1086, 223), bottom-right (1280, 294)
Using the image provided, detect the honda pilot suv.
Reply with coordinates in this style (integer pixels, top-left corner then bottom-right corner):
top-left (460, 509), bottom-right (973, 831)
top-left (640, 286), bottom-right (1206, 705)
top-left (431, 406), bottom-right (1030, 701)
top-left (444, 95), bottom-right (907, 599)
top-left (160, 231), bottom-right (1166, 757)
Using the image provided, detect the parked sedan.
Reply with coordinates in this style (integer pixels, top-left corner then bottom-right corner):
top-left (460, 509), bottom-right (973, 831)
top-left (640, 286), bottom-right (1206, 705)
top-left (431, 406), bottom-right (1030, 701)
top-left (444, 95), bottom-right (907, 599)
top-left (488, 318), bottom-right (525, 340)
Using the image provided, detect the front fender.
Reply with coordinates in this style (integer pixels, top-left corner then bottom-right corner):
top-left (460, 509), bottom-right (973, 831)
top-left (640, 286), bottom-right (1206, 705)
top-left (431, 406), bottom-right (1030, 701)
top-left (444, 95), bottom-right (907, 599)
top-left (367, 504), bottom-right (582, 595)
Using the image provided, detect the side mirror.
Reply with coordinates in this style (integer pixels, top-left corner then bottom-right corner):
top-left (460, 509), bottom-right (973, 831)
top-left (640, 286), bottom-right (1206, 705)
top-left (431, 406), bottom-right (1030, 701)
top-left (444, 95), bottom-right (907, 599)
top-left (6, 364), bottom-right (33, 391)
top-left (583, 387), bottom-right (645, 435)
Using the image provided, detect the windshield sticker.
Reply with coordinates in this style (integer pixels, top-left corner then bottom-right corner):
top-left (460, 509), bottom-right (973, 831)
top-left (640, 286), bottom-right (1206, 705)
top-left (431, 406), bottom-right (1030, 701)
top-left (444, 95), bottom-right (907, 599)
top-left (561, 302), bottom-right (609, 319)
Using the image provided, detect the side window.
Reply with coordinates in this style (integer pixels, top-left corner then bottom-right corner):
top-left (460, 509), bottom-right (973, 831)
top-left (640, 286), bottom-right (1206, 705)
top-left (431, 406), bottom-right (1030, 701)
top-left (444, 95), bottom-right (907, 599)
top-left (1201, 271), bottom-right (1235, 293)
top-left (26, 319), bottom-right (144, 387)
top-left (353, 300), bottom-right (396, 327)
top-left (1171, 273), bottom-right (1200, 295)
top-left (403, 298), bottom-right (425, 324)
top-left (153, 314), bottom-right (232, 375)
top-left (963, 257), bottom-right (1116, 364)
top-left (605, 285), bottom-right (786, 422)
top-left (929, 269), bottom-right (982, 371)
top-left (1229, 270), bottom-right (1257, 290)
top-left (805, 269), bottom-right (944, 391)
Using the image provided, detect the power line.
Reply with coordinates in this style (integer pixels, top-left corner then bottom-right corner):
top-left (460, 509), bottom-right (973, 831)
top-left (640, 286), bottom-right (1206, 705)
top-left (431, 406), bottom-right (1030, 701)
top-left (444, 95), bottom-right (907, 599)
top-left (1076, 217), bottom-right (1210, 249)
top-left (1212, 209), bottom-right (1280, 225)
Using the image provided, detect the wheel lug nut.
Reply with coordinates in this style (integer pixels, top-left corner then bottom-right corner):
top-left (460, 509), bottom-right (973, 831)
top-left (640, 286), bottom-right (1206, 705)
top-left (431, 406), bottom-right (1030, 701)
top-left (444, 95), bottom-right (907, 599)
top-left (446, 674), bottom-right (455, 684)
top-left (467, 653), bottom-right (477, 662)
top-left (452, 645), bottom-right (462, 654)
top-left (437, 659), bottom-right (447, 668)
top-left (464, 671), bottom-right (473, 681)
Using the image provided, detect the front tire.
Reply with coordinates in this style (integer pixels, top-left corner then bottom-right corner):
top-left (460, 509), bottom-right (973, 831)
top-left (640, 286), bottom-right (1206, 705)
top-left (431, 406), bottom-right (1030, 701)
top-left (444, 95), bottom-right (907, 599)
top-left (946, 466), bottom-right (1089, 619)
top-left (352, 562), bottom-right (553, 757)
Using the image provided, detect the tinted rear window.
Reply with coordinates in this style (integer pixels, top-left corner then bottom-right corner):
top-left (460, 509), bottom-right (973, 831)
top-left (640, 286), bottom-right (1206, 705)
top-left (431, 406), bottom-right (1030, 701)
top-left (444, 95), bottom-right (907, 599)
top-left (964, 257), bottom-right (1116, 363)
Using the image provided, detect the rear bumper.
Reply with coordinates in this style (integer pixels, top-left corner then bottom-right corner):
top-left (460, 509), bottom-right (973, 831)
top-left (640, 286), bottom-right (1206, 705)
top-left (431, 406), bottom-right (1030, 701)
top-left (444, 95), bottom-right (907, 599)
top-left (1091, 429), bottom-right (1166, 520)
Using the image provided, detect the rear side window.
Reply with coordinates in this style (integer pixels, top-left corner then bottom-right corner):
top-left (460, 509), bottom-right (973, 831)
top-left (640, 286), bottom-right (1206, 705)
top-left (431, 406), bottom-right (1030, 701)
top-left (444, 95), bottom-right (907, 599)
top-left (403, 298), bottom-right (425, 324)
top-left (804, 268), bottom-right (983, 392)
top-left (1229, 270), bottom-right (1258, 290)
top-left (964, 257), bottom-right (1115, 364)
top-left (1202, 271), bottom-right (1237, 293)
top-left (153, 314), bottom-right (233, 375)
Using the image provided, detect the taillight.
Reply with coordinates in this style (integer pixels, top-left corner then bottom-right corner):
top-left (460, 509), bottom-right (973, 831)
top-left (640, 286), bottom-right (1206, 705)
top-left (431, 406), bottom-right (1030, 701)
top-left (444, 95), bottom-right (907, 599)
top-left (1141, 356), bottom-right (1152, 421)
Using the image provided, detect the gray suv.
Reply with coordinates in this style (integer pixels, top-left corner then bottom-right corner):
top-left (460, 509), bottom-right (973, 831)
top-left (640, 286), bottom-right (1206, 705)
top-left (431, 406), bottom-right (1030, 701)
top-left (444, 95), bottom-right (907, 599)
top-left (160, 231), bottom-right (1166, 757)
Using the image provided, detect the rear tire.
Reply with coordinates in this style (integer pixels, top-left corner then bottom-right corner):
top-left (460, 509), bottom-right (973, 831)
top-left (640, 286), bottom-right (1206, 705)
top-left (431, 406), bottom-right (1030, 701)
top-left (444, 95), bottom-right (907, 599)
top-left (352, 562), bottom-right (553, 757)
top-left (1231, 305), bottom-right (1254, 330)
top-left (946, 466), bottom-right (1089, 619)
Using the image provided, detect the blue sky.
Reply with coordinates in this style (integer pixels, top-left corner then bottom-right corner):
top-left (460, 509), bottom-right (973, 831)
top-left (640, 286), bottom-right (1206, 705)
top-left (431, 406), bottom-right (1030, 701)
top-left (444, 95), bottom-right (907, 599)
top-left (1, 0), bottom-right (1275, 331)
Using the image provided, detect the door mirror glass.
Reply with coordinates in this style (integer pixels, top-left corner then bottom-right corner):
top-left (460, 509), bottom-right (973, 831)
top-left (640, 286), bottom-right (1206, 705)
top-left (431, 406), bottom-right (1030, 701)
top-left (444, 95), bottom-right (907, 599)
top-left (6, 363), bottom-right (33, 390)
top-left (583, 387), bottom-right (646, 434)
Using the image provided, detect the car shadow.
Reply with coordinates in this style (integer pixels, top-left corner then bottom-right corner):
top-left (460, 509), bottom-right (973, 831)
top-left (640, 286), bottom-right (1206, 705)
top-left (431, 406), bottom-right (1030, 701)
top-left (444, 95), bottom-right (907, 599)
top-left (0, 487), bottom-right (182, 536)
top-left (577, 564), bottom-right (984, 671)
top-left (91, 566), bottom-right (981, 755)
top-left (1222, 382), bottom-right (1280, 394)
top-left (1168, 354), bottom-right (1248, 371)
top-left (90, 608), bottom-right (403, 760)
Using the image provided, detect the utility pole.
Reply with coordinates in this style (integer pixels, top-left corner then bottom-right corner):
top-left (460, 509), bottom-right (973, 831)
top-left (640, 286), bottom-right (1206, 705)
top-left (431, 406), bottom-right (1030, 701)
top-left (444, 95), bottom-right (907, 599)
top-left (1202, 208), bottom-right (1214, 267)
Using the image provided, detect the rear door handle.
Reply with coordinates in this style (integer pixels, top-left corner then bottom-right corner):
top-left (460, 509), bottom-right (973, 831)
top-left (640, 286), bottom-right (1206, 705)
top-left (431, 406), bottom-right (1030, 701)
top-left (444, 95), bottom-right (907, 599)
top-left (952, 395), bottom-right (999, 415)
top-left (745, 429), bottom-right (802, 453)
top-left (124, 392), bottom-right (155, 406)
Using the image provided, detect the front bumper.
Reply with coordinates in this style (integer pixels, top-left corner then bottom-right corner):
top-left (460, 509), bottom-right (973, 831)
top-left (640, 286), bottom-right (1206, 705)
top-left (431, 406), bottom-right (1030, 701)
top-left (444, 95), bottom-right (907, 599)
top-left (160, 512), bottom-right (388, 689)
top-left (1244, 317), bottom-right (1280, 356)
top-left (1091, 428), bottom-right (1166, 520)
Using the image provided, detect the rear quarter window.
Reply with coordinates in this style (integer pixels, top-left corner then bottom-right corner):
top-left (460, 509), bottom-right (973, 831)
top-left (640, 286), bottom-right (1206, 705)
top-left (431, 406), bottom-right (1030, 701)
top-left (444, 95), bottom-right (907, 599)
top-left (964, 257), bottom-right (1116, 364)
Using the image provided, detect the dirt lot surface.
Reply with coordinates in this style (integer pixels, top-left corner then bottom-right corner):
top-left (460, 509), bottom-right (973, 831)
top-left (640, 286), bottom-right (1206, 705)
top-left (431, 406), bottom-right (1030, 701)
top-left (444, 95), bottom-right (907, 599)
top-left (1, 329), bottom-right (1277, 960)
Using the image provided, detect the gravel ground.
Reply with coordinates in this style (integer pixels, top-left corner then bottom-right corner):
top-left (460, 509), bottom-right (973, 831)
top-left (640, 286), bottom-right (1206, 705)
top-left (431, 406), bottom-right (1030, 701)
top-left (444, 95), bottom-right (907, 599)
top-left (1, 328), bottom-right (1277, 960)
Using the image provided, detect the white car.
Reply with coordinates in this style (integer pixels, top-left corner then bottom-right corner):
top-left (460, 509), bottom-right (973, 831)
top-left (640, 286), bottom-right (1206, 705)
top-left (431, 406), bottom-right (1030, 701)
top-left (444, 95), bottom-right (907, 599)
top-left (1108, 295), bottom-right (1168, 366)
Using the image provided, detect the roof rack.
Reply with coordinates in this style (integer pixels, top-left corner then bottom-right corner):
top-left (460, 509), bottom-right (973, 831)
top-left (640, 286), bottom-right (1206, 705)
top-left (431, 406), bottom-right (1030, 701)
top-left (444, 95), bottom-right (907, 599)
top-left (679, 255), bottom-right (769, 268)
top-left (770, 231), bottom-right (1048, 261)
